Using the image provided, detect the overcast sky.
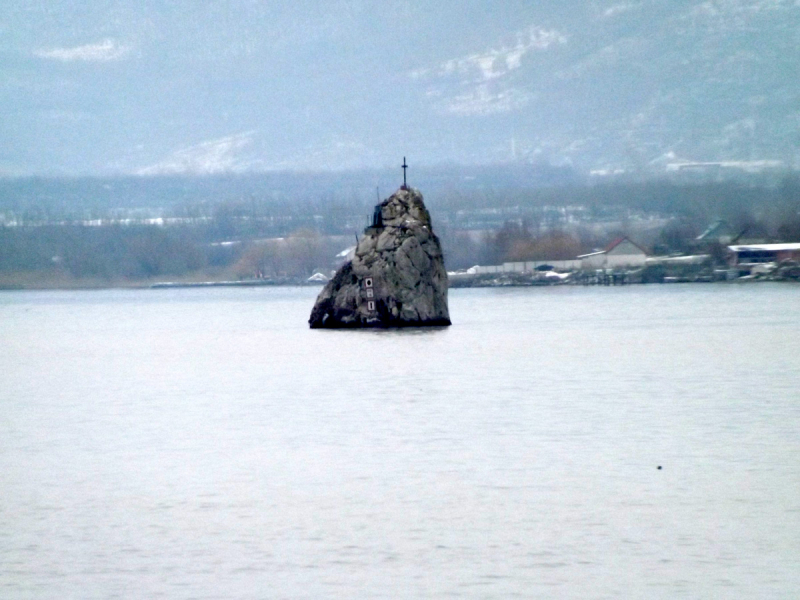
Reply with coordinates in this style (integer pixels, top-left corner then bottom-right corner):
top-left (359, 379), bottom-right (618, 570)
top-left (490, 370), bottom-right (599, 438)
top-left (2, 1), bottom-right (798, 175)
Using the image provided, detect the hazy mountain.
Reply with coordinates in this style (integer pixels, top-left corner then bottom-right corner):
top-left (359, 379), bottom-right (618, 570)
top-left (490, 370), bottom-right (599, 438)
top-left (2, 0), bottom-right (799, 176)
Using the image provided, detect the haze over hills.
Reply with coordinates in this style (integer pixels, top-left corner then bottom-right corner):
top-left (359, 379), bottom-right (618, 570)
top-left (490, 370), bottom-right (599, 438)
top-left (2, 0), bottom-right (799, 176)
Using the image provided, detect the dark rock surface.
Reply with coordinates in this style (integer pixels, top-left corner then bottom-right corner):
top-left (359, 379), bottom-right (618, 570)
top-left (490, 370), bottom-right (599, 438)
top-left (309, 187), bottom-right (450, 328)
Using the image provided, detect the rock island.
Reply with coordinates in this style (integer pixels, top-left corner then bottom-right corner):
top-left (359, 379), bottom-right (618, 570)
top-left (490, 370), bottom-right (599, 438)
top-left (309, 187), bottom-right (450, 328)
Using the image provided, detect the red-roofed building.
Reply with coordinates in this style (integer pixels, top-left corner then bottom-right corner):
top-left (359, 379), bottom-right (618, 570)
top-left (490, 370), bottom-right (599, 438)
top-left (578, 237), bottom-right (648, 269)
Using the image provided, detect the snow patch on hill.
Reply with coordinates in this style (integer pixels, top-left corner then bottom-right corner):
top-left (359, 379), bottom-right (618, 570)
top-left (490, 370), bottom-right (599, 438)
top-left (137, 132), bottom-right (257, 175)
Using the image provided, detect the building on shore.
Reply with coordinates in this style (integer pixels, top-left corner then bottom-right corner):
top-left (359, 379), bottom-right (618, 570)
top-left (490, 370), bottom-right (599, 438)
top-left (578, 237), bottom-right (648, 270)
top-left (728, 243), bottom-right (800, 266)
top-left (472, 259), bottom-right (583, 274)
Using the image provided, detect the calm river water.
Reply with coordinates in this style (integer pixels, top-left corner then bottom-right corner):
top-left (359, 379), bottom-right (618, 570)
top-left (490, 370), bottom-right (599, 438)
top-left (1, 284), bottom-right (799, 599)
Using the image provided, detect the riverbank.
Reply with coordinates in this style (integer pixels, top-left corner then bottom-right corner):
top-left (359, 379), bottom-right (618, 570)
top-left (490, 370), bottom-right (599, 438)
top-left (3, 261), bottom-right (799, 290)
top-left (0, 271), bottom-right (323, 291)
top-left (448, 262), bottom-right (800, 287)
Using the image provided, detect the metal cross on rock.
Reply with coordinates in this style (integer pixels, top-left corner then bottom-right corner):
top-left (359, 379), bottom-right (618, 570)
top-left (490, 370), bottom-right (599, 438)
top-left (402, 157), bottom-right (408, 189)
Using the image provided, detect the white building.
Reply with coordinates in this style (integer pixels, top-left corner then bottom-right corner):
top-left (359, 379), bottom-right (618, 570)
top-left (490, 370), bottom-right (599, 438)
top-left (728, 243), bottom-right (800, 266)
top-left (471, 260), bottom-right (582, 275)
top-left (578, 237), bottom-right (648, 269)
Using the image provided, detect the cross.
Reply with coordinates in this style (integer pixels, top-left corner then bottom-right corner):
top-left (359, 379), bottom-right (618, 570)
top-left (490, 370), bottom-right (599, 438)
top-left (402, 156), bottom-right (408, 189)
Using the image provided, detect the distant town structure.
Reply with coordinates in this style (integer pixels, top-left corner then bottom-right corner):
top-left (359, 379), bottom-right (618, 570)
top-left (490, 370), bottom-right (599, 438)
top-left (462, 237), bottom-right (649, 276)
top-left (665, 160), bottom-right (784, 174)
top-left (696, 220), bottom-right (735, 245)
top-left (577, 237), bottom-right (648, 269)
top-left (471, 259), bottom-right (581, 275)
top-left (728, 243), bottom-right (800, 266)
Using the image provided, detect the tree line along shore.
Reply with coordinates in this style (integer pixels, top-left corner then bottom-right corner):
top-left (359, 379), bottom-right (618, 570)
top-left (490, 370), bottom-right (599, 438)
top-left (1, 175), bottom-right (799, 289)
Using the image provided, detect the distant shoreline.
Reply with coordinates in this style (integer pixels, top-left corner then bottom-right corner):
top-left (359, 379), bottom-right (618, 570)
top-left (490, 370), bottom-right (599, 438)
top-left (0, 273), bottom-right (325, 291)
top-left (1, 275), bottom-right (797, 292)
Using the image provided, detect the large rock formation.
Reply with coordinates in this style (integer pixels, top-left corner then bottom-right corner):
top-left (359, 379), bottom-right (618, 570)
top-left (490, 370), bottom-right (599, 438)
top-left (309, 187), bottom-right (450, 328)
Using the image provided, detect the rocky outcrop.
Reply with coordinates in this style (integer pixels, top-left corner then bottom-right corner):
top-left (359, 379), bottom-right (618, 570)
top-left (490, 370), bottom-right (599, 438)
top-left (309, 187), bottom-right (450, 328)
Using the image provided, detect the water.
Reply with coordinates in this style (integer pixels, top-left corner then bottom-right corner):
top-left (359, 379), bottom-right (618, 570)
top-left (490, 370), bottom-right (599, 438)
top-left (1, 284), bottom-right (799, 599)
